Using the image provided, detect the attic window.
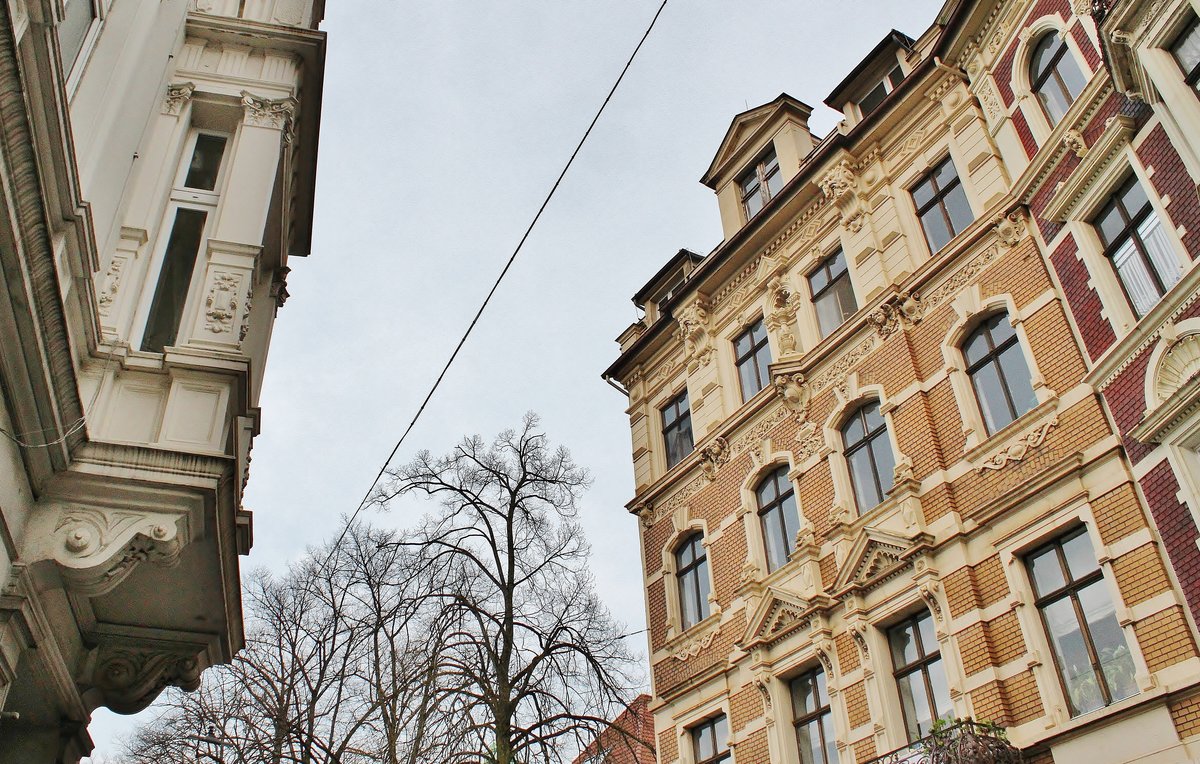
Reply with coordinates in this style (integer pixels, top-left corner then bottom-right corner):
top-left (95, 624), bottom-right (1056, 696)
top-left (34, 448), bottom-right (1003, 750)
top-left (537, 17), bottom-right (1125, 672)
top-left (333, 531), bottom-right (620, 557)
top-left (739, 146), bottom-right (782, 220)
top-left (858, 65), bottom-right (904, 117)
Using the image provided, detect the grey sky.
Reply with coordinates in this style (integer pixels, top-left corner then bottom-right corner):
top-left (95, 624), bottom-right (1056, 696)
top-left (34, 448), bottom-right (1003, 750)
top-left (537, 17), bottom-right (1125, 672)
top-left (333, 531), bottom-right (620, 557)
top-left (85, 0), bottom-right (945, 757)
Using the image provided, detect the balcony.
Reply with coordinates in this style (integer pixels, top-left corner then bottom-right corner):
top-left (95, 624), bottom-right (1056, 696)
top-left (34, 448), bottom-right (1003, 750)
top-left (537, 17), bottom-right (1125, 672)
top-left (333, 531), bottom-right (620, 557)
top-left (862, 721), bottom-right (1023, 764)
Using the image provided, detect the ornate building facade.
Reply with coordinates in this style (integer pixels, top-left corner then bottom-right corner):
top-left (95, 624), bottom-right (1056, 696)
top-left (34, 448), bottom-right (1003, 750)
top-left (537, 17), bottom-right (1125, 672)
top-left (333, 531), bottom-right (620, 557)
top-left (0, 1), bottom-right (324, 761)
top-left (603, 0), bottom-right (1200, 761)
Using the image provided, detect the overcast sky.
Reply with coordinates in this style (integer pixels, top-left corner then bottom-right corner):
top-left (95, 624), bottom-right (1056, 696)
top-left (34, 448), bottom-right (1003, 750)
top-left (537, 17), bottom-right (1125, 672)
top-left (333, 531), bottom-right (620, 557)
top-left (85, 0), bottom-right (945, 757)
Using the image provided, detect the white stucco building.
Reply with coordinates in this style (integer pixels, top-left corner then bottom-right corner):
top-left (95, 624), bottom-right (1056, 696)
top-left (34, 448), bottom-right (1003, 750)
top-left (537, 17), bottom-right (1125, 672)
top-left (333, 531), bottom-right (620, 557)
top-left (0, 1), bottom-right (324, 760)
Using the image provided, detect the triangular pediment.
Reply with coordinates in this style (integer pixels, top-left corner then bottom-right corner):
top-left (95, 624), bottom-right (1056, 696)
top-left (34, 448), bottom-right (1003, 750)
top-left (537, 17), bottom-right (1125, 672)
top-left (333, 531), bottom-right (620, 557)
top-left (833, 527), bottom-right (915, 592)
top-left (701, 94), bottom-right (813, 188)
top-left (740, 587), bottom-right (811, 648)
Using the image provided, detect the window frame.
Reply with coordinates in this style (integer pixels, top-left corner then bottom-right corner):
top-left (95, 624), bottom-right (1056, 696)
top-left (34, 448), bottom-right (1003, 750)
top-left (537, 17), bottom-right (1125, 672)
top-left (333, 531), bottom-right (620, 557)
top-left (1025, 527), bottom-right (1138, 716)
top-left (963, 312), bottom-right (1038, 436)
top-left (755, 466), bottom-right (800, 572)
top-left (733, 318), bottom-right (772, 402)
top-left (888, 611), bottom-right (952, 743)
top-left (840, 400), bottom-right (896, 512)
top-left (1091, 174), bottom-right (1182, 319)
top-left (689, 714), bottom-right (732, 764)
top-left (910, 155), bottom-right (973, 254)
top-left (790, 667), bottom-right (837, 764)
top-left (857, 63), bottom-right (905, 118)
top-left (675, 531), bottom-right (711, 631)
top-left (1029, 31), bottom-right (1088, 124)
top-left (807, 248), bottom-right (858, 339)
top-left (738, 145), bottom-right (782, 221)
top-left (1170, 12), bottom-right (1200, 88)
top-left (661, 389), bottom-right (695, 470)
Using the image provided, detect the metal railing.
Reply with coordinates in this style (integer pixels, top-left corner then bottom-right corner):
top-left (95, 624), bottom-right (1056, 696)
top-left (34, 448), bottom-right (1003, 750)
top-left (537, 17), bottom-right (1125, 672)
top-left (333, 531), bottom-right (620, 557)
top-left (861, 721), bottom-right (1022, 764)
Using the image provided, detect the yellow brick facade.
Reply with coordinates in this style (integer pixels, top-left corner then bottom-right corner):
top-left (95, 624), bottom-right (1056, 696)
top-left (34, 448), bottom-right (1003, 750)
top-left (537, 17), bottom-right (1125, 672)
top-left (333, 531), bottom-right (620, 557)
top-left (604, 0), bottom-right (1200, 761)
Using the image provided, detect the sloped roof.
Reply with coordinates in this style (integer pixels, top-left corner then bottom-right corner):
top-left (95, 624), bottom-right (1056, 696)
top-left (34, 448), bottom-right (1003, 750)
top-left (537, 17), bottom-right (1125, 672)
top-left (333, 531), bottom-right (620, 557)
top-left (700, 93), bottom-right (813, 188)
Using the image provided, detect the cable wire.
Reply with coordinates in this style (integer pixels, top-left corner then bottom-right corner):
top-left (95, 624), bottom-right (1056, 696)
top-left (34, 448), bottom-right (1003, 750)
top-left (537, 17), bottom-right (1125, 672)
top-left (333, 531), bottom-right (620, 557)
top-left (318, 0), bottom-right (672, 564)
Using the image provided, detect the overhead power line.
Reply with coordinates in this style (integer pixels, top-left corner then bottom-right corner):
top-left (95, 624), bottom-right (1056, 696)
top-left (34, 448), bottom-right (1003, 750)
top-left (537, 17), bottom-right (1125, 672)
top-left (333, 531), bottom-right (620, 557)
top-left (321, 0), bottom-right (673, 560)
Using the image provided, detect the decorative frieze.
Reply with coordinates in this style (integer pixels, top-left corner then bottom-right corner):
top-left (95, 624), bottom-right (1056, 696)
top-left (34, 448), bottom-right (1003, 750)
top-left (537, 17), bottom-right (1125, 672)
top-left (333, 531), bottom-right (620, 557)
top-left (977, 416), bottom-right (1059, 471)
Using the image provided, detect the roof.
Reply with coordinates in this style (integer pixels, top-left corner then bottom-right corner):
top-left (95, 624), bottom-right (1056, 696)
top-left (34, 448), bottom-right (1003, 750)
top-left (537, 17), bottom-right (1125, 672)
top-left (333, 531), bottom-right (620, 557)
top-left (701, 93), bottom-right (814, 188)
top-left (633, 248), bottom-right (706, 308)
top-left (824, 29), bottom-right (916, 109)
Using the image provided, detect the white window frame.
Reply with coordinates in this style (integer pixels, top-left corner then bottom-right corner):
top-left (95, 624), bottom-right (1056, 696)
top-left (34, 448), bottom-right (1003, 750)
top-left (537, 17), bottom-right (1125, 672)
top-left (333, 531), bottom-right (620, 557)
top-left (1010, 15), bottom-right (1094, 146)
top-left (661, 521), bottom-right (720, 640)
top-left (822, 377), bottom-right (906, 522)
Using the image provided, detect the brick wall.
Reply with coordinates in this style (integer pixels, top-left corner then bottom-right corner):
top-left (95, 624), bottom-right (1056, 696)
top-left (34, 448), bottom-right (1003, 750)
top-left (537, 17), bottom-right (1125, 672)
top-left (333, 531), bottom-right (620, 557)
top-left (1141, 462), bottom-right (1200, 625)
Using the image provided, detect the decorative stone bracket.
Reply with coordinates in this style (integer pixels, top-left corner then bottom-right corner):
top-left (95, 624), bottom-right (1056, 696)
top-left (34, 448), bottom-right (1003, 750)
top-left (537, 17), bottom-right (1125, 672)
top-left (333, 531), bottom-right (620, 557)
top-left (676, 294), bottom-right (714, 372)
top-left (24, 503), bottom-right (190, 597)
top-left (84, 641), bottom-right (205, 714)
top-left (818, 159), bottom-right (868, 233)
top-left (869, 290), bottom-right (924, 337)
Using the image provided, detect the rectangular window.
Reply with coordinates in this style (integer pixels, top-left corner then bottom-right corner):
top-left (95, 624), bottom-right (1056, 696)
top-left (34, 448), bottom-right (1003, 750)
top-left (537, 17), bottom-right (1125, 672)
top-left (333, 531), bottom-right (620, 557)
top-left (1171, 13), bottom-right (1200, 87)
top-left (912, 156), bottom-right (973, 253)
top-left (1027, 528), bottom-right (1137, 716)
top-left (734, 319), bottom-right (772, 402)
top-left (740, 147), bottom-right (782, 220)
top-left (889, 611), bottom-right (953, 742)
top-left (661, 390), bottom-right (694, 469)
top-left (58, 0), bottom-right (96, 72)
top-left (808, 249), bottom-right (857, 338)
top-left (1092, 175), bottom-right (1181, 318)
top-left (141, 209), bottom-right (208, 353)
top-left (183, 134), bottom-right (228, 191)
top-left (691, 715), bottom-right (731, 764)
top-left (859, 65), bottom-right (905, 116)
top-left (791, 669), bottom-right (837, 764)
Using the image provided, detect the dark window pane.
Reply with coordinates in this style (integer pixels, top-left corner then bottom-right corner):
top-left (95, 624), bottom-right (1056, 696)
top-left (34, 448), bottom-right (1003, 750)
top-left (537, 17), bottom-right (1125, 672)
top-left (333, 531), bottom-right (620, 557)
top-left (988, 312), bottom-right (1016, 343)
top-left (921, 208), bottom-right (953, 252)
top-left (762, 508), bottom-right (789, 570)
top-left (916, 612), bottom-right (938, 655)
top-left (897, 671), bottom-right (932, 740)
top-left (933, 157), bottom-right (958, 189)
top-left (942, 182), bottom-right (973, 235)
top-left (997, 344), bottom-right (1037, 418)
top-left (1043, 596), bottom-right (1105, 714)
top-left (744, 191), bottom-right (764, 219)
top-left (1031, 34), bottom-right (1058, 80)
top-left (926, 658), bottom-right (954, 721)
top-left (184, 134), bottom-right (227, 191)
top-left (890, 621), bottom-right (919, 666)
top-left (142, 209), bottom-right (208, 353)
top-left (869, 437), bottom-right (896, 497)
top-left (863, 401), bottom-right (885, 431)
top-left (1172, 16), bottom-right (1200, 83)
top-left (972, 361), bottom-right (1013, 433)
top-left (1077, 582), bottom-right (1136, 702)
top-left (1058, 51), bottom-right (1088, 99)
top-left (1061, 531), bottom-right (1099, 581)
top-left (859, 82), bottom-right (888, 116)
top-left (766, 167), bottom-right (784, 197)
top-left (849, 449), bottom-right (881, 507)
top-left (59, 0), bottom-right (96, 70)
top-left (809, 266), bottom-right (829, 293)
top-left (887, 65), bottom-right (904, 88)
top-left (912, 178), bottom-right (936, 209)
top-left (1029, 547), bottom-right (1067, 596)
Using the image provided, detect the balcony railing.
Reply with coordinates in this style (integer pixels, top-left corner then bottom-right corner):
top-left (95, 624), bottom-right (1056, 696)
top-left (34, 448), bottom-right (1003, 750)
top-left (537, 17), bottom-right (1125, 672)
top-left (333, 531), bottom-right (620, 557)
top-left (862, 721), bottom-right (1022, 764)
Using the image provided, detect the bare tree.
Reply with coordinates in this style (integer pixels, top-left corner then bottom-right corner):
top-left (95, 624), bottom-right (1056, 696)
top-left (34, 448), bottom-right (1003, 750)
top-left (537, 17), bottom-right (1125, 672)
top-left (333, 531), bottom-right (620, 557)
top-left (376, 414), bottom-right (643, 764)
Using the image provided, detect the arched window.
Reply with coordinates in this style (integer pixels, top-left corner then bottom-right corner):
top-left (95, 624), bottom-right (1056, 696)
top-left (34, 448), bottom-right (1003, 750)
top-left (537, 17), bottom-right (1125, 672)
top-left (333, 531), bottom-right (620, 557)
top-left (756, 466), bottom-right (801, 571)
top-left (675, 532), bottom-right (710, 629)
top-left (1030, 33), bottom-right (1087, 123)
top-left (963, 313), bottom-right (1037, 435)
top-left (841, 401), bottom-right (895, 511)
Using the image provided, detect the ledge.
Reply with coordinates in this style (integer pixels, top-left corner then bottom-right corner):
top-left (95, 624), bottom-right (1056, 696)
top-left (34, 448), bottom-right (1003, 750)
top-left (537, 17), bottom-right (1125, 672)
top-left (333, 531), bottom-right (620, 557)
top-left (1041, 115), bottom-right (1136, 223)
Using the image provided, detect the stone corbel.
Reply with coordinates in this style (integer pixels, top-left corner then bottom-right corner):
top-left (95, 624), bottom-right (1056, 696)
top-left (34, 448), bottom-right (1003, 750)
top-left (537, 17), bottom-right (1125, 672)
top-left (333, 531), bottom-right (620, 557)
top-left (241, 91), bottom-right (299, 137)
top-left (84, 643), bottom-right (205, 714)
top-left (772, 371), bottom-right (811, 427)
top-left (27, 504), bottom-right (190, 597)
top-left (699, 436), bottom-right (729, 480)
top-left (162, 82), bottom-right (196, 116)
top-left (868, 291), bottom-right (923, 337)
top-left (764, 273), bottom-right (802, 356)
top-left (819, 159), bottom-right (867, 232)
top-left (676, 294), bottom-right (714, 372)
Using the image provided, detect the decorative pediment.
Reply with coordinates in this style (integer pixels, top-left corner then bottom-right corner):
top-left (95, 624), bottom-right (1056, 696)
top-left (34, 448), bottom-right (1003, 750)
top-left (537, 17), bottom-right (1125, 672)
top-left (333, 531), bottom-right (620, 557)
top-left (701, 94), bottom-right (812, 187)
top-left (740, 588), bottom-right (812, 648)
top-left (1154, 332), bottom-right (1200, 406)
top-left (833, 527), bottom-right (916, 592)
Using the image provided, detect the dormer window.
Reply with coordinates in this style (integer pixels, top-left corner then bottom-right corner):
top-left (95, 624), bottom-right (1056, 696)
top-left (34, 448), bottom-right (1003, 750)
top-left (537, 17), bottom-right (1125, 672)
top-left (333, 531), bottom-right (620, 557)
top-left (739, 146), bottom-right (782, 220)
top-left (858, 65), bottom-right (904, 117)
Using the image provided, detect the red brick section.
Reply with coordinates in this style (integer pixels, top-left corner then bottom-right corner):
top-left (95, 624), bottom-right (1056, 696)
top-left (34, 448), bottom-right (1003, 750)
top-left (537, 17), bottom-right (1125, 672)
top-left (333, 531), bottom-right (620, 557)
top-left (1141, 462), bottom-right (1200, 626)
top-left (572, 694), bottom-right (656, 764)
top-left (1015, 108), bottom-right (1038, 160)
top-left (1071, 23), bottom-right (1101, 70)
top-left (1047, 234), bottom-right (1115, 361)
top-left (1138, 125), bottom-right (1200, 261)
top-left (1103, 345), bottom-right (1155, 464)
top-left (994, 0), bottom-right (1075, 107)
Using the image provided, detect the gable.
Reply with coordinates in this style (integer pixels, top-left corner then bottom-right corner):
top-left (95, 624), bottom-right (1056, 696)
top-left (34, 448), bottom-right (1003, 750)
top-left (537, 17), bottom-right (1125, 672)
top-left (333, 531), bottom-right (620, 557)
top-left (701, 94), bottom-right (813, 188)
top-left (833, 526), bottom-right (921, 592)
top-left (739, 587), bottom-right (813, 648)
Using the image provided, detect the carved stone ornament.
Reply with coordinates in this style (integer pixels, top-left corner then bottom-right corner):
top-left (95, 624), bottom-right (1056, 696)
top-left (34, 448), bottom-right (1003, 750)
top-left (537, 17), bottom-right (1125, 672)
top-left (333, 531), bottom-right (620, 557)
top-left (162, 82), bottom-right (196, 116)
top-left (97, 257), bottom-right (126, 314)
top-left (851, 625), bottom-right (871, 661)
top-left (1063, 128), bottom-right (1089, 158)
top-left (91, 646), bottom-right (203, 714)
top-left (239, 295), bottom-right (253, 344)
top-left (869, 291), bottom-right (923, 337)
top-left (241, 91), bottom-right (299, 133)
top-left (270, 266), bottom-right (291, 308)
top-left (1154, 332), bottom-right (1200, 405)
top-left (773, 372), bottom-right (810, 422)
top-left (995, 210), bottom-right (1027, 248)
top-left (671, 625), bottom-right (719, 661)
top-left (765, 275), bottom-right (802, 354)
top-left (51, 507), bottom-right (185, 595)
top-left (818, 159), bottom-right (867, 232)
top-left (815, 641), bottom-right (835, 678)
top-left (918, 581), bottom-right (945, 628)
top-left (204, 273), bottom-right (241, 334)
top-left (754, 671), bottom-right (774, 712)
top-left (676, 295), bottom-right (715, 372)
top-left (978, 416), bottom-right (1059, 471)
top-left (699, 436), bottom-right (730, 480)
top-left (893, 455), bottom-right (916, 484)
top-left (1071, 0), bottom-right (1092, 16)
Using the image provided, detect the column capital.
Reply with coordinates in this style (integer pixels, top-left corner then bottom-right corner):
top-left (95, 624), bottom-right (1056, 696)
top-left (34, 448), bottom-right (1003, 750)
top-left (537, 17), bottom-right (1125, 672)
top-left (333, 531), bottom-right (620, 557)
top-left (161, 81), bottom-right (196, 116)
top-left (241, 91), bottom-right (298, 134)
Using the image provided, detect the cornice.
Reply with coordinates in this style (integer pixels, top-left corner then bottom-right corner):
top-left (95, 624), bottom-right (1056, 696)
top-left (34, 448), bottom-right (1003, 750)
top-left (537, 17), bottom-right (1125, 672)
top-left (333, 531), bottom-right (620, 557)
top-left (1130, 372), bottom-right (1200, 444)
top-left (1041, 115), bottom-right (1136, 222)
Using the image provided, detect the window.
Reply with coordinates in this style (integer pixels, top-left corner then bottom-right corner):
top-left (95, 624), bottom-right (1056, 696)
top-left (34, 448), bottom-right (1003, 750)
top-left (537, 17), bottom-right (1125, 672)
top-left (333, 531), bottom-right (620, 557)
top-left (808, 249), bottom-right (857, 338)
top-left (859, 65), bottom-right (905, 116)
top-left (661, 390), bottom-right (694, 469)
top-left (141, 132), bottom-right (229, 353)
top-left (756, 466), bottom-right (801, 571)
top-left (1027, 528), bottom-right (1136, 716)
top-left (690, 715), bottom-right (731, 764)
top-left (841, 401), bottom-right (896, 511)
top-left (889, 611), bottom-right (953, 742)
top-left (1092, 176), bottom-right (1181, 318)
top-left (675, 532), bottom-right (711, 630)
top-left (58, 0), bottom-right (96, 72)
top-left (734, 319), bottom-right (772, 402)
top-left (1029, 33), bottom-right (1087, 123)
top-left (1171, 14), bottom-right (1200, 88)
top-left (791, 668), bottom-right (837, 764)
top-left (739, 146), bottom-right (783, 220)
top-left (963, 313), bottom-right (1037, 435)
top-left (912, 156), bottom-right (973, 253)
